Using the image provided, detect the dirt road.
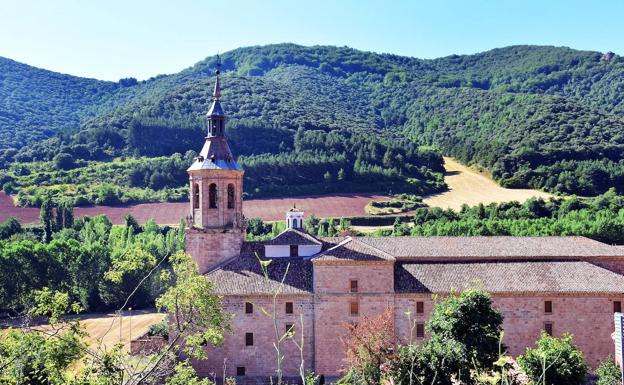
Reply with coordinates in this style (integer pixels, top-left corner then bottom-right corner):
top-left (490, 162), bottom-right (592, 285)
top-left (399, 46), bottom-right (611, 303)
top-left (423, 157), bottom-right (552, 211)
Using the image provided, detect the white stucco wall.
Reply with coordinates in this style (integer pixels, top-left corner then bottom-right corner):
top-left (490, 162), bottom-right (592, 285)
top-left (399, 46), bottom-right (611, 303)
top-left (264, 244), bottom-right (321, 257)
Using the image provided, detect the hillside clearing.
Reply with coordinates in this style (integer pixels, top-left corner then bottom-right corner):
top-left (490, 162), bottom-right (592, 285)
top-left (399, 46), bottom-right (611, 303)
top-left (422, 157), bottom-right (553, 211)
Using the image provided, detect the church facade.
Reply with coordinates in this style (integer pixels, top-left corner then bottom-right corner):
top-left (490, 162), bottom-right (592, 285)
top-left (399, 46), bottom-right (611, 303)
top-left (185, 69), bottom-right (624, 381)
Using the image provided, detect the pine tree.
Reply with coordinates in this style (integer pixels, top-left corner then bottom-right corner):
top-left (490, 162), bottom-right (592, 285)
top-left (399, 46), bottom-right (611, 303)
top-left (337, 168), bottom-right (346, 181)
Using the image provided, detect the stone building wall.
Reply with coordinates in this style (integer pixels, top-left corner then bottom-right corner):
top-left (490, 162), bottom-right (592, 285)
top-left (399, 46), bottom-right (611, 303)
top-left (185, 228), bottom-right (244, 274)
top-left (312, 261), bottom-right (395, 377)
top-left (192, 295), bottom-right (315, 381)
top-left (394, 294), bottom-right (623, 368)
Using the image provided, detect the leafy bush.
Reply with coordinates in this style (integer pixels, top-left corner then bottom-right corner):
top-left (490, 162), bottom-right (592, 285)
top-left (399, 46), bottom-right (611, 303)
top-left (148, 319), bottom-right (169, 339)
top-left (517, 333), bottom-right (587, 385)
top-left (595, 356), bottom-right (621, 385)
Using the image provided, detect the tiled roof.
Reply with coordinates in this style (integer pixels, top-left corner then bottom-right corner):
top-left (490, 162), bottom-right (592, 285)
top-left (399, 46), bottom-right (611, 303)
top-left (395, 261), bottom-right (624, 294)
top-left (264, 228), bottom-right (322, 246)
top-left (207, 242), bottom-right (313, 295)
top-left (187, 137), bottom-right (242, 171)
top-left (313, 237), bottom-right (395, 262)
top-left (357, 236), bottom-right (623, 259)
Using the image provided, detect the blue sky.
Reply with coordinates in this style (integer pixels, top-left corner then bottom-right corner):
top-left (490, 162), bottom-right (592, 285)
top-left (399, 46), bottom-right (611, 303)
top-left (2, 0), bottom-right (623, 81)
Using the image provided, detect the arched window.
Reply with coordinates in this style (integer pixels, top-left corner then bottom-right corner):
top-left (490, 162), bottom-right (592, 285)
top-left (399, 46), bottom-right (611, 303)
top-left (193, 183), bottom-right (199, 209)
top-left (294, 218), bottom-right (299, 229)
top-left (227, 184), bottom-right (235, 209)
top-left (209, 183), bottom-right (217, 208)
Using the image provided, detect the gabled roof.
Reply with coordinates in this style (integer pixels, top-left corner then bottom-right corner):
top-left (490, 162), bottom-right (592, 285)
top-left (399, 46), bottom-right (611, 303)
top-left (264, 228), bottom-right (322, 246)
top-left (395, 261), bottom-right (624, 294)
top-left (313, 237), bottom-right (395, 262)
top-left (356, 236), bottom-right (623, 260)
top-left (206, 242), bottom-right (313, 295)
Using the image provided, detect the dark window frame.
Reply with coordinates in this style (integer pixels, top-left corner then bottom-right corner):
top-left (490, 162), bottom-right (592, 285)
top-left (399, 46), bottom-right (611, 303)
top-left (416, 301), bottom-right (424, 314)
top-left (245, 302), bottom-right (253, 314)
top-left (208, 183), bottom-right (218, 209)
top-left (236, 367), bottom-right (246, 376)
top-left (350, 301), bottom-right (359, 316)
top-left (614, 301), bottom-right (622, 313)
top-left (350, 279), bottom-right (358, 293)
top-left (544, 300), bottom-right (553, 314)
top-left (245, 332), bottom-right (253, 346)
top-left (227, 183), bottom-right (235, 209)
top-left (544, 322), bottom-right (553, 336)
top-left (192, 183), bottom-right (200, 209)
top-left (285, 302), bottom-right (294, 314)
top-left (289, 245), bottom-right (298, 257)
top-left (285, 323), bottom-right (294, 334)
top-left (416, 323), bottom-right (425, 338)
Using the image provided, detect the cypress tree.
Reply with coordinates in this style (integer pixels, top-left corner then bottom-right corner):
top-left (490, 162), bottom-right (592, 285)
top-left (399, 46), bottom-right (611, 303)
top-left (40, 197), bottom-right (53, 243)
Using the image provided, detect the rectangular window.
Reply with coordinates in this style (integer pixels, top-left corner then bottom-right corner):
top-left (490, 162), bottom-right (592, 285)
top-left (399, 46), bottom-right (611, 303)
top-left (544, 301), bottom-right (552, 314)
top-left (544, 322), bottom-right (553, 336)
top-left (285, 302), bottom-right (294, 314)
top-left (245, 332), bottom-right (254, 346)
top-left (416, 323), bottom-right (425, 338)
top-left (245, 302), bottom-right (253, 314)
top-left (236, 367), bottom-right (246, 376)
top-left (285, 323), bottom-right (294, 334)
top-left (350, 301), bottom-right (359, 316)
top-left (416, 301), bottom-right (424, 314)
top-left (614, 301), bottom-right (622, 313)
top-left (290, 245), bottom-right (298, 257)
top-left (350, 279), bottom-right (358, 293)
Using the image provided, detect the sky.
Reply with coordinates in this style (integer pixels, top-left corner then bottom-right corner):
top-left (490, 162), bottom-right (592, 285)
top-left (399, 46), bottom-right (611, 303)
top-left (2, 0), bottom-right (623, 81)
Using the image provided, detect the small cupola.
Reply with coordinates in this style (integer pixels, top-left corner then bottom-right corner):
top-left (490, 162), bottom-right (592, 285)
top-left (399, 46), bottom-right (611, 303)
top-left (264, 207), bottom-right (322, 258)
top-left (286, 205), bottom-right (304, 230)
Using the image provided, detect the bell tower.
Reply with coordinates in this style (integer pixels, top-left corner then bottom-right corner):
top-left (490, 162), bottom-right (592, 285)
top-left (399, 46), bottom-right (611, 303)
top-left (185, 61), bottom-right (245, 274)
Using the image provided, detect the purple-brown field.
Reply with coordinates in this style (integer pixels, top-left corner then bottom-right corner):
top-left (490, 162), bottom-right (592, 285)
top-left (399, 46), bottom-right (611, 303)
top-left (0, 192), bottom-right (390, 225)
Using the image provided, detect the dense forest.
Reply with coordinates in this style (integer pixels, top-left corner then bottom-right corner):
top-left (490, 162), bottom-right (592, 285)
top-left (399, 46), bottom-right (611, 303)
top-left (1, 44), bottom-right (624, 202)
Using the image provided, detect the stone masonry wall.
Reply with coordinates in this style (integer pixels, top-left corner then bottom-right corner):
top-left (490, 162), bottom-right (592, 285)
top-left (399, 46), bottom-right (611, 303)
top-left (313, 261), bottom-right (395, 377)
top-left (394, 294), bottom-right (623, 368)
top-left (186, 228), bottom-right (244, 274)
top-left (192, 295), bottom-right (315, 382)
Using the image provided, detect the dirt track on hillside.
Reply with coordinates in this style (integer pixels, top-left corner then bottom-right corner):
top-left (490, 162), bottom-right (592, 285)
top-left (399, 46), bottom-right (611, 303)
top-left (422, 157), bottom-right (552, 210)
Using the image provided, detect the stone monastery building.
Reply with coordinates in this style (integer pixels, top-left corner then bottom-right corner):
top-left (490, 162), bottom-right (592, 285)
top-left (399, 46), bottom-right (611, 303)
top-left (185, 67), bottom-right (624, 381)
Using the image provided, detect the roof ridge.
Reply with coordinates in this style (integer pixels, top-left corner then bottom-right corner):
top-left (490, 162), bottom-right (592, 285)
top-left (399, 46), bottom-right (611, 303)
top-left (311, 237), bottom-right (353, 260)
top-left (350, 237), bottom-right (396, 261)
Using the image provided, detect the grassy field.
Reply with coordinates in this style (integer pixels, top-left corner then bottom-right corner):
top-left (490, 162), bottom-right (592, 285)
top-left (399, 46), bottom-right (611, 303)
top-left (422, 157), bottom-right (553, 211)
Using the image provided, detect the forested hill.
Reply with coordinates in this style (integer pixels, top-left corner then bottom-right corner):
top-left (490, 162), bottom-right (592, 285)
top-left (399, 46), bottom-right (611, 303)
top-left (1, 44), bottom-right (624, 202)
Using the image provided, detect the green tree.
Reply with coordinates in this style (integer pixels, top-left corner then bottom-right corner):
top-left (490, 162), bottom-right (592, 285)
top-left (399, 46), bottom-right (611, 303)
top-left (53, 152), bottom-right (75, 170)
top-left (40, 196), bottom-right (54, 243)
top-left (518, 333), bottom-right (588, 385)
top-left (426, 289), bottom-right (504, 383)
top-left (595, 356), bottom-right (621, 385)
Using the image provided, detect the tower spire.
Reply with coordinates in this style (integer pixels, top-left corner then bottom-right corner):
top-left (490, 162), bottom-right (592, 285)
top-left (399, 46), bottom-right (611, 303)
top-left (213, 55), bottom-right (222, 100)
top-left (206, 56), bottom-right (225, 136)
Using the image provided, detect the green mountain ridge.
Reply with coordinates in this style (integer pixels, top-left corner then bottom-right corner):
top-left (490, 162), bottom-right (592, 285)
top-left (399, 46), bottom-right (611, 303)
top-left (1, 43), bottom-right (623, 203)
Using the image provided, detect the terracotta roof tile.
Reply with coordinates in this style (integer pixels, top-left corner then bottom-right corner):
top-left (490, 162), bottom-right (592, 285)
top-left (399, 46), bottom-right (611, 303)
top-left (395, 261), bottom-right (624, 294)
top-left (207, 242), bottom-right (313, 295)
top-left (313, 238), bottom-right (395, 262)
top-left (358, 236), bottom-right (623, 259)
top-left (264, 228), bottom-right (322, 246)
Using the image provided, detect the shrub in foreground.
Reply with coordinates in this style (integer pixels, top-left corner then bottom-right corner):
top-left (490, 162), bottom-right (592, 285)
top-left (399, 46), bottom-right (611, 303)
top-left (595, 356), bottom-right (621, 385)
top-left (517, 333), bottom-right (587, 385)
